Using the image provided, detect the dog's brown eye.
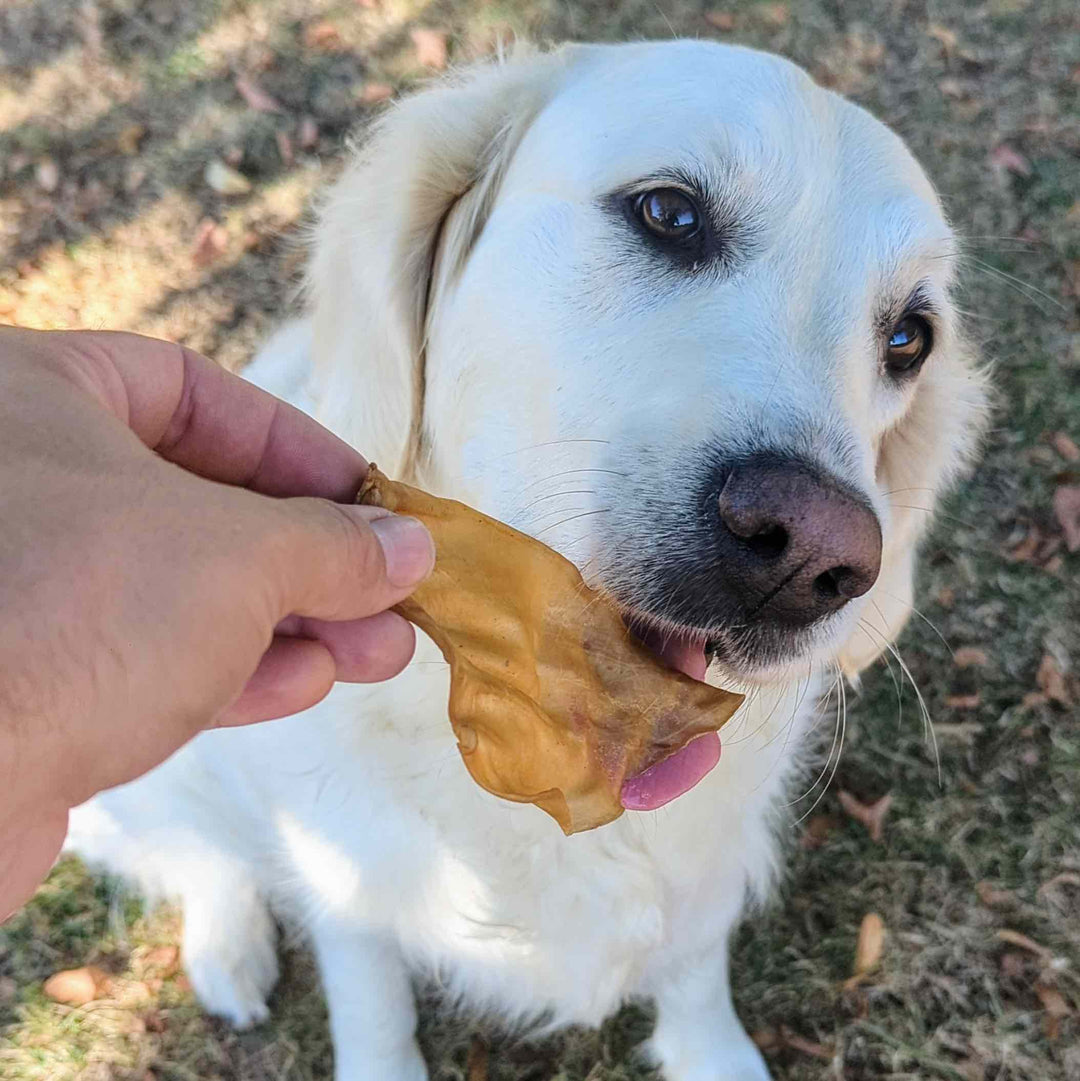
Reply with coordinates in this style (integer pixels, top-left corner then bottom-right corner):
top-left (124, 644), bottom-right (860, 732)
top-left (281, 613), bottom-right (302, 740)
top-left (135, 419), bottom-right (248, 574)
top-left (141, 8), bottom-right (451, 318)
top-left (635, 188), bottom-right (701, 241)
top-left (885, 314), bottom-right (933, 374)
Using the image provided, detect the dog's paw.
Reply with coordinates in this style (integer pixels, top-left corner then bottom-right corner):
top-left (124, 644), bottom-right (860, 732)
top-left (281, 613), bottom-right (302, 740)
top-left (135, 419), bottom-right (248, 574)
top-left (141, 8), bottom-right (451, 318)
top-left (181, 881), bottom-right (279, 1029)
top-left (185, 949), bottom-right (276, 1028)
top-left (334, 1040), bottom-right (429, 1081)
top-left (645, 1026), bottom-right (772, 1081)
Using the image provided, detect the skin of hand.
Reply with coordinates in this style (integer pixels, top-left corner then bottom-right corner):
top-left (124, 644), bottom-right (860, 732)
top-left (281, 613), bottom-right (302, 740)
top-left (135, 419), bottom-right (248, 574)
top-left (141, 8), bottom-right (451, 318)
top-left (0, 326), bottom-right (435, 919)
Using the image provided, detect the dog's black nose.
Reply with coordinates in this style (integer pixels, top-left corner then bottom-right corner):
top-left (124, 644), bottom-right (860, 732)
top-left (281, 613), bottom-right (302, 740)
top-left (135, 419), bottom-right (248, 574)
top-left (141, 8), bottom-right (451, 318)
top-left (715, 457), bottom-right (882, 626)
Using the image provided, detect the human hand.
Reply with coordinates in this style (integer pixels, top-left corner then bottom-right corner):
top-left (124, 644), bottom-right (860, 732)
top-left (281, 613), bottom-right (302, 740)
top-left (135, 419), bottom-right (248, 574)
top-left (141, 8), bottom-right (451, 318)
top-left (0, 327), bottom-right (434, 917)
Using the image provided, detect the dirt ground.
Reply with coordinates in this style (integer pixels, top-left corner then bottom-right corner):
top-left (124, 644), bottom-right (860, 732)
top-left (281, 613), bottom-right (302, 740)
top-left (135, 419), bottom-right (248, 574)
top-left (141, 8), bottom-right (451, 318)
top-left (2, 1), bottom-right (1079, 1079)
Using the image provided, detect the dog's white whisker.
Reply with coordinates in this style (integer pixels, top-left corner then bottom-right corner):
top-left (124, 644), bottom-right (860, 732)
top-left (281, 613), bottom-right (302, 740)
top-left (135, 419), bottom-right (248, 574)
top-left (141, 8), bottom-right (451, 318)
top-left (873, 586), bottom-right (955, 658)
top-left (868, 599), bottom-right (941, 784)
top-left (517, 489), bottom-right (598, 513)
top-left (532, 508), bottom-right (612, 539)
top-left (790, 663), bottom-right (847, 823)
top-left (491, 438), bottom-right (613, 461)
top-left (785, 668), bottom-right (842, 808)
top-left (857, 617), bottom-right (904, 730)
top-left (518, 468), bottom-right (630, 495)
top-left (889, 503), bottom-right (979, 531)
top-left (524, 503), bottom-right (602, 527)
top-left (962, 256), bottom-right (1068, 315)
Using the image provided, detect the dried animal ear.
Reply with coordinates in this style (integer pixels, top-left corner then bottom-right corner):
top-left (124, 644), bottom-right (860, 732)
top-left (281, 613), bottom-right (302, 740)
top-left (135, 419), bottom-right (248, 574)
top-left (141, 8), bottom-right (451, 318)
top-left (359, 466), bottom-right (743, 834)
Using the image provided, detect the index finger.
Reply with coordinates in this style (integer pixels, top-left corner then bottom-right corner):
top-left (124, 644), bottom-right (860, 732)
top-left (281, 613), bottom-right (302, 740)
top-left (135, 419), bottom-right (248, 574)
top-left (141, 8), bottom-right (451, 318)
top-left (27, 327), bottom-right (367, 501)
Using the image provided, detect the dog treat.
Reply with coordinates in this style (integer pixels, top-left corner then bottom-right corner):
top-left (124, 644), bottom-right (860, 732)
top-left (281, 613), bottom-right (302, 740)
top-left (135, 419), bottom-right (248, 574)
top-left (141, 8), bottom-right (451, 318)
top-left (358, 466), bottom-right (743, 834)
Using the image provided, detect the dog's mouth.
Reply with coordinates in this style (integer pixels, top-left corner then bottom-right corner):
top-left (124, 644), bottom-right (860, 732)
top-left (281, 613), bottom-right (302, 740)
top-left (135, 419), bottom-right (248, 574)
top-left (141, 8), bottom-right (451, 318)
top-left (617, 615), bottom-right (729, 813)
top-left (625, 619), bottom-right (721, 683)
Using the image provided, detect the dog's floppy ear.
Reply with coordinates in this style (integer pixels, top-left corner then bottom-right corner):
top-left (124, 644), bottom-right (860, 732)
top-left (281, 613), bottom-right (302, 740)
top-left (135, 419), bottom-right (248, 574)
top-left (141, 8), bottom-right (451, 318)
top-left (837, 338), bottom-right (990, 678)
top-left (305, 47), bottom-right (573, 479)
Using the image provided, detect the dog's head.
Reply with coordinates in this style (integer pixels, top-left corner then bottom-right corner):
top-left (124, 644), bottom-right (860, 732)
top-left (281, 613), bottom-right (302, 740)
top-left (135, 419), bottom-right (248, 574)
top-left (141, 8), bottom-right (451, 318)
top-left (309, 41), bottom-right (988, 688)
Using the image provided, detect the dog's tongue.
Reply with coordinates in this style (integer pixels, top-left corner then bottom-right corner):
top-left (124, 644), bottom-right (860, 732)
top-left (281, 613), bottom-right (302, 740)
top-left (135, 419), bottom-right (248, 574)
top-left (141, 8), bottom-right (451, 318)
top-left (639, 631), bottom-right (709, 682)
top-left (619, 627), bottom-right (719, 810)
top-left (620, 732), bottom-right (721, 811)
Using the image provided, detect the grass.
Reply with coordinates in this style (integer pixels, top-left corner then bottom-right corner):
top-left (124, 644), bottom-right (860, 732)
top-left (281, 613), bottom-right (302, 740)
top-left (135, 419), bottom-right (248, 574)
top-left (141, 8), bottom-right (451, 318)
top-left (2, 0), bottom-right (1079, 1078)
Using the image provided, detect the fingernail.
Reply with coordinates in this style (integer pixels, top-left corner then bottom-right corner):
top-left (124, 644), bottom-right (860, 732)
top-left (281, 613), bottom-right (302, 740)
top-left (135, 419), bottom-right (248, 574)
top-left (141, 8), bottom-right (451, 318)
top-left (370, 514), bottom-right (435, 588)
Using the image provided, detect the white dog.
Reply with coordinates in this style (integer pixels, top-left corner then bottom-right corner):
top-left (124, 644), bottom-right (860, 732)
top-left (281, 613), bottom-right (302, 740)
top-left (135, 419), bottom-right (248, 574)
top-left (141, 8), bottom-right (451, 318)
top-left (66, 41), bottom-right (988, 1081)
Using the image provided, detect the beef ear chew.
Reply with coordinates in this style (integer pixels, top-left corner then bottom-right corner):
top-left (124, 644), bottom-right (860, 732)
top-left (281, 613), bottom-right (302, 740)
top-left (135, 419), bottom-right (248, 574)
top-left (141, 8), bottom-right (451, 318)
top-left (358, 466), bottom-right (743, 835)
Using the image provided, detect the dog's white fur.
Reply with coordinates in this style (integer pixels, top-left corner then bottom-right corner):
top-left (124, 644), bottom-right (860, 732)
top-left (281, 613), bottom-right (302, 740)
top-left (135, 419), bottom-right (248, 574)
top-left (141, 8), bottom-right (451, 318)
top-left (66, 42), bottom-right (988, 1081)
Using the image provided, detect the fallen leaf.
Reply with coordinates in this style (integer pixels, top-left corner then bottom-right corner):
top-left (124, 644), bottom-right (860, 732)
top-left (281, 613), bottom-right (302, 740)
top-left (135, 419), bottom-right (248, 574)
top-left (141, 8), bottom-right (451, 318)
top-left (1000, 951), bottom-right (1030, 981)
top-left (304, 20), bottom-right (343, 51)
top-left (191, 218), bottom-right (229, 267)
top-left (954, 647), bottom-right (989, 668)
top-left (996, 929), bottom-right (1050, 958)
top-left (204, 159), bottom-right (252, 196)
top-left (297, 115), bottom-right (319, 149)
top-left (246, 43), bottom-right (275, 72)
top-left (124, 163), bottom-right (147, 193)
top-left (946, 693), bottom-right (982, 710)
top-left (35, 157), bottom-right (60, 193)
top-left (927, 23), bottom-right (959, 57)
top-left (800, 813), bottom-right (840, 850)
top-left (976, 881), bottom-right (1016, 907)
top-left (780, 1026), bottom-right (833, 1060)
top-left (1039, 871), bottom-right (1080, 897)
top-left (116, 123), bottom-right (146, 156)
top-left (234, 74), bottom-right (284, 114)
top-left (358, 82), bottom-right (394, 104)
top-left (142, 1008), bottom-right (167, 1033)
top-left (957, 1059), bottom-right (987, 1081)
top-left (466, 1035), bottom-right (489, 1081)
top-left (755, 3), bottom-right (789, 27)
top-left (1036, 653), bottom-right (1073, 706)
top-left (838, 790), bottom-right (892, 842)
top-left (848, 29), bottom-right (884, 67)
top-left (77, 177), bottom-right (109, 217)
top-left (939, 77), bottom-right (968, 99)
top-left (6, 152), bottom-right (30, 179)
top-left (989, 143), bottom-right (1032, 179)
top-left (119, 979), bottom-right (153, 1006)
top-left (1053, 486), bottom-right (1080, 551)
top-left (411, 27), bottom-right (449, 69)
top-left (751, 1027), bottom-right (780, 1052)
top-left (276, 130), bottom-right (293, 166)
top-left (1035, 983), bottom-right (1073, 1040)
top-left (1006, 520), bottom-right (1061, 566)
top-left (704, 10), bottom-right (736, 30)
top-left (43, 966), bottom-right (111, 1006)
top-left (1050, 432), bottom-right (1080, 462)
top-left (852, 912), bottom-right (886, 979)
top-left (139, 945), bottom-right (179, 978)
top-left (936, 586), bottom-right (956, 608)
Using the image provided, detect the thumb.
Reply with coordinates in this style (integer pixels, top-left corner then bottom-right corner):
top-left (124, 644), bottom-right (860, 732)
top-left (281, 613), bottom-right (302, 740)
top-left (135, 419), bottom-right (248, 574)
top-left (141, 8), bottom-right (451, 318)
top-left (258, 497), bottom-right (435, 623)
